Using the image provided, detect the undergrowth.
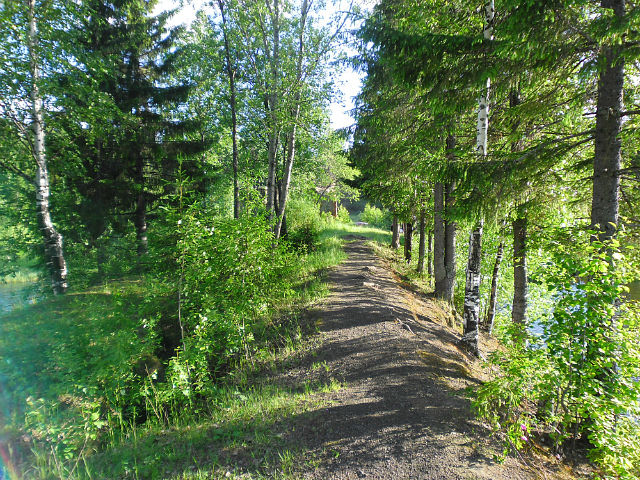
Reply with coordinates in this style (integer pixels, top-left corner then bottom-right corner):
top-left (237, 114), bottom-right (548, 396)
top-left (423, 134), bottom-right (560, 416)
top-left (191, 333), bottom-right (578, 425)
top-left (0, 197), bottom-right (395, 479)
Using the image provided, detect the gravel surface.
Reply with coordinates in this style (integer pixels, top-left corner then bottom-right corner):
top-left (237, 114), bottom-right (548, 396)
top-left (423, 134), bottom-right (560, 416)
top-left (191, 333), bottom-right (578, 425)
top-left (277, 238), bottom-right (572, 480)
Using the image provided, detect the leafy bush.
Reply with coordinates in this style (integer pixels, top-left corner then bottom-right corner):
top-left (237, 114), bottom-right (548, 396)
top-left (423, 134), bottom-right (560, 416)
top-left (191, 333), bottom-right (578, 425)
top-left (360, 203), bottom-right (391, 229)
top-left (163, 205), bottom-right (295, 400)
top-left (336, 205), bottom-right (351, 224)
top-left (474, 228), bottom-right (640, 478)
top-left (285, 196), bottom-right (332, 251)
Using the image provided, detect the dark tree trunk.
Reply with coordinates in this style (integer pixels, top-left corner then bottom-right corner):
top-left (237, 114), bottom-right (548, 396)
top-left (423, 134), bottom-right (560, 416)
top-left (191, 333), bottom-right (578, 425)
top-left (443, 181), bottom-right (457, 301)
top-left (461, 221), bottom-right (483, 356)
top-left (427, 230), bottom-right (433, 279)
top-left (217, 0), bottom-right (240, 219)
top-left (332, 200), bottom-right (338, 218)
top-left (391, 215), bottom-right (400, 249)
top-left (434, 180), bottom-right (457, 302)
top-left (591, 0), bottom-right (625, 242)
top-left (29, 0), bottom-right (67, 294)
top-left (417, 208), bottom-right (426, 273)
top-left (512, 215), bottom-right (527, 325)
top-left (434, 183), bottom-right (446, 295)
top-left (404, 222), bottom-right (413, 263)
top-left (483, 241), bottom-right (503, 333)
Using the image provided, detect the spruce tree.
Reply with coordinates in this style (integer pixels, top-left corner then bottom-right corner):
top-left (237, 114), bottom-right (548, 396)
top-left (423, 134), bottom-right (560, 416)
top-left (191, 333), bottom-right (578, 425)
top-left (54, 0), bottom-right (208, 263)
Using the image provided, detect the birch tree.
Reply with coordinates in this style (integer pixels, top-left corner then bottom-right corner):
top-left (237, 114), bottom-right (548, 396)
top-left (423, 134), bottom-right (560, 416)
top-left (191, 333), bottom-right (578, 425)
top-left (460, 0), bottom-right (494, 356)
top-left (28, 0), bottom-right (68, 294)
top-left (0, 0), bottom-right (69, 294)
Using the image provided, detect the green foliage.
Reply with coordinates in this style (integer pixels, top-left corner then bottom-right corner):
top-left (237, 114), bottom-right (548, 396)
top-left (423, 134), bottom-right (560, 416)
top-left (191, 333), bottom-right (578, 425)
top-left (285, 196), bottom-right (334, 251)
top-left (474, 228), bottom-right (640, 478)
top-left (360, 203), bottom-right (391, 229)
top-left (336, 205), bottom-right (351, 224)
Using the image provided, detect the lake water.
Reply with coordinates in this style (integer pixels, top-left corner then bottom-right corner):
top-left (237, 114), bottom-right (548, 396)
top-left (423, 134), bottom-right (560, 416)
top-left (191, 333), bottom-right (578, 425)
top-left (0, 282), bottom-right (38, 313)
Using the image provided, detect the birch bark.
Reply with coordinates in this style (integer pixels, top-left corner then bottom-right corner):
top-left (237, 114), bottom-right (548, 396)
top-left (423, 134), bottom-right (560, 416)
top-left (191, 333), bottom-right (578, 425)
top-left (461, 0), bottom-right (493, 354)
top-left (217, 0), bottom-right (240, 219)
top-left (265, 0), bottom-right (280, 220)
top-left (28, 0), bottom-right (68, 294)
top-left (274, 0), bottom-right (310, 239)
top-left (461, 222), bottom-right (483, 355)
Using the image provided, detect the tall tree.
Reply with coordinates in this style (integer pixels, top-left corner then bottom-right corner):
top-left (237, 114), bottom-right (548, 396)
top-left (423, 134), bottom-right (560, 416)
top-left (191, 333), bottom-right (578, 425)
top-left (28, 0), bottom-right (68, 293)
top-left (216, 0), bottom-right (241, 219)
top-left (56, 0), bottom-right (207, 260)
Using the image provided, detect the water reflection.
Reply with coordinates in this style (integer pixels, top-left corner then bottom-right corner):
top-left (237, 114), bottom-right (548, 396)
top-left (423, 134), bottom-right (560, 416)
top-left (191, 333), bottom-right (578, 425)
top-left (0, 282), bottom-right (38, 312)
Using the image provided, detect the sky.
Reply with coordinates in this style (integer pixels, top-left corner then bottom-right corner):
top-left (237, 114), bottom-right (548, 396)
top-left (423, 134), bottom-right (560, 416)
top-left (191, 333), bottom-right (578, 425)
top-left (154, 0), bottom-right (374, 130)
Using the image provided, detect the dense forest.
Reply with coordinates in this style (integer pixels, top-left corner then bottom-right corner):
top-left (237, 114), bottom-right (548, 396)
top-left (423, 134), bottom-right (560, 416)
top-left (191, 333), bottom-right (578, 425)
top-left (0, 0), bottom-right (639, 478)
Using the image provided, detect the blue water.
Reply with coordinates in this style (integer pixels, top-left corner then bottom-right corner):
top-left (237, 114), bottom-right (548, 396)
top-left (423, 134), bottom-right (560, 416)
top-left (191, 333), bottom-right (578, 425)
top-left (0, 282), bottom-right (37, 313)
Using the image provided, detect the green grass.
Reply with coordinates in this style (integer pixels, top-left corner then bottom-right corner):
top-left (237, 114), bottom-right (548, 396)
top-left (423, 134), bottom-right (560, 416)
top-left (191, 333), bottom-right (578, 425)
top-left (369, 239), bottom-right (434, 294)
top-left (74, 381), bottom-right (340, 480)
top-left (1, 257), bottom-right (40, 283)
top-left (318, 221), bottom-right (392, 246)
top-left (0, 221), bottom-right (363, 480)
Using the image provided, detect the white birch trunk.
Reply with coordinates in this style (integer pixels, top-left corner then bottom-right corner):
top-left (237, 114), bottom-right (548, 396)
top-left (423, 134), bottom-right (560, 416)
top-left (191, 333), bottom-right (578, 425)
top-left (462, 0), bottom-right (494, 354)
top-left (28, 0), bottom-right (68, 294)
top-left (274, 0), bottom-right (309, 239)
top-left (461, 220), bottom-right (483, 356)
top-left (265, 0), bottom-right (280, 220)
top-left (475, 0), bottom-right (494, 157)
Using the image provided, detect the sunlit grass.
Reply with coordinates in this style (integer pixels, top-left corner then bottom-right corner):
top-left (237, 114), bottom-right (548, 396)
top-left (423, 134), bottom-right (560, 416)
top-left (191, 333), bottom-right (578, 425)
top-left (1, 217), bottom-right (389, 479)
top-left (318, 220), bottom-right (392, 246)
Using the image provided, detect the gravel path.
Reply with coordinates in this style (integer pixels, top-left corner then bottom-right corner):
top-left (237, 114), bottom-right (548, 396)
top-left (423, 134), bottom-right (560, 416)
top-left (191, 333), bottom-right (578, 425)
top-left (281, 238), bottom-right (567, 480)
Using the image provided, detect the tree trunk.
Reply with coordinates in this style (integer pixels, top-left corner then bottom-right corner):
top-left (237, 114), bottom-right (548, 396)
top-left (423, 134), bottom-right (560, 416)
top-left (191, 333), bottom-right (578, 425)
top-left (460, 1), bottom-right (493, 354)
top-left (461, 221), bottom-right (483, 356)
top-left (512, 215), bottom-right (528, 325)
top-left (275, 121), bottom-right (298, 238)
top-left (417, 208), bottom-right (426, 273)
top-left (434, 183), bottom-right (446, 295)
top-left (391, 215), bottom-right (400, 249)
top-left (434, 180), bottom-right (457, 302)
top-left (134, 191), bottom-right (148, 256)
top-left (404, 221), bottom-right (413, 263)
top-left (28, 0), bottom-right (68, 295)
top-left (274, 0), bottom-right (309, 240)
top-left (476, 0), bottom-right (494, 157)
top-left (427, 230), bottom-right (433, 279)
top-left (443, 181), bottom-right (457, 301)
top-left (265, 0), bottom-right (280, 221)
top-left (217, 0), bottom-right (240, 219)
top-left (483, 241), bottom-right (503, 333)
top-left (281, 212), bottom-right (288, 238)
top-left (591, 0), bottom-right (624, 242)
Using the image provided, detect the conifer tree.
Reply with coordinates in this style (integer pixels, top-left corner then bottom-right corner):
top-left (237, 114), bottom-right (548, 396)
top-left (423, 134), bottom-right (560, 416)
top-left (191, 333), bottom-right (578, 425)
top-left (54, 0), bottom-right (208, 261)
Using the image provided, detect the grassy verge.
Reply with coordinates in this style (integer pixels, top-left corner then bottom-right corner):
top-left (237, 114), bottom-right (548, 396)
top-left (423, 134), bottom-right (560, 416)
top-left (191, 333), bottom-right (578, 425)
top-left (0, 221), bottom-right (367, 480)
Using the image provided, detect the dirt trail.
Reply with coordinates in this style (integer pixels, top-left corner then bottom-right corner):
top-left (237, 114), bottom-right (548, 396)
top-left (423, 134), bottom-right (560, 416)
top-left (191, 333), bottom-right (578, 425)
top-left (281, 239), bottom-right (567, 480)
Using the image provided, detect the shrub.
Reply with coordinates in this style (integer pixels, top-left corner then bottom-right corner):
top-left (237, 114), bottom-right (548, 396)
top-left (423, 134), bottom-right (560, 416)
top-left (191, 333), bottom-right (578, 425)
top-left (473, 228), bottom-right (640, 478)
top-left (360, 203), bottom-right (391, 229)
top-left (285, 197), bottom-right (332, 251)
top-left (336, 205), bottom-right (351, 224)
